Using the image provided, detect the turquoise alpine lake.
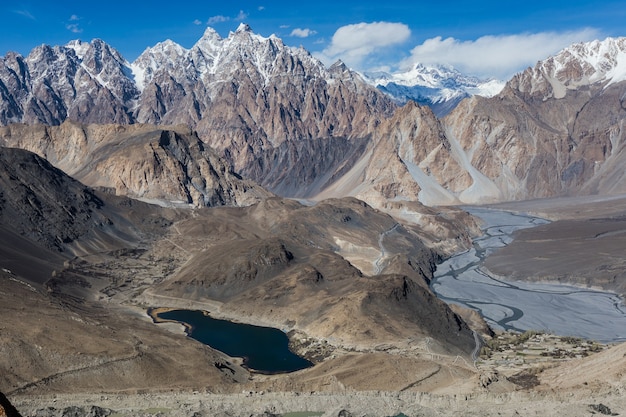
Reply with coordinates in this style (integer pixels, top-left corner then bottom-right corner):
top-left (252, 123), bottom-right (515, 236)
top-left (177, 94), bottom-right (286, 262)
top-left (153, 309), bottom-right (313, 373)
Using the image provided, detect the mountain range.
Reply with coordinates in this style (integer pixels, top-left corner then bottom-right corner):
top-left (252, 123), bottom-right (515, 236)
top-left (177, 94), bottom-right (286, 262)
top-left (2, 26), bottom-right (626, 209)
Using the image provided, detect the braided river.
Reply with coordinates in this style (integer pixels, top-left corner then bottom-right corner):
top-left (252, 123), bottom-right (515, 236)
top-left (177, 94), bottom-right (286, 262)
top-left (431, 207), bottom-right (626, 343)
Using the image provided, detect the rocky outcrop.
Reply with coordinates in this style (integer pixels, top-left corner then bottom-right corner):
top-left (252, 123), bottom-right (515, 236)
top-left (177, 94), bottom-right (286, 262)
top-left (0, 392), bottom-right (22, 417)
top-left (0, 122), bottom-right (271, 207)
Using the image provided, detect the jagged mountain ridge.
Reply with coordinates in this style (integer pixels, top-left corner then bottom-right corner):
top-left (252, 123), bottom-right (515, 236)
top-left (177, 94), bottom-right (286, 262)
top-left (0, 24), bottom-right (396, 195)
top-left (0, 39), bottom-right (138, 125)
top-left (3, 31), bottom-right (626, 206)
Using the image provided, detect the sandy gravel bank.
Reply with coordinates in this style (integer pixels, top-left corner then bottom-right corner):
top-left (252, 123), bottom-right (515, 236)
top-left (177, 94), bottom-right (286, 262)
top-left (11, 388), bottom-right (626, 417)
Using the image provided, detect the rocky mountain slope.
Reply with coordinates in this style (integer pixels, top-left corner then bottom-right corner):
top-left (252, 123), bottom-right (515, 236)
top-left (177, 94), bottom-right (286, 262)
top-left (0, 122), bottom-right (271, 207)
top-left (0, 147), bottom-right (252, 394)
top-left (0, 146), bottom-right (140, 282)
top-left (317, 37), bottom-right (626, 206)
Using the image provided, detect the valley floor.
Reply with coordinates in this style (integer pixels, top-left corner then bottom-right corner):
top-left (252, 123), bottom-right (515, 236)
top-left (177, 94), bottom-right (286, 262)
top-left (4, 194), bottom-right (626, 416)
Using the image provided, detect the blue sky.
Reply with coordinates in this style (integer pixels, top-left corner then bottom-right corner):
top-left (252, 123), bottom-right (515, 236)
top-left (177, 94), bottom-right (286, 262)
top-left (3, 1), bottom-right (626, 79)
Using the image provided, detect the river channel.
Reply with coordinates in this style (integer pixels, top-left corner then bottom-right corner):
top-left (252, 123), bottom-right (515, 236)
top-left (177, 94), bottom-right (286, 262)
top-left (431, 207), bottom-right (626, 343)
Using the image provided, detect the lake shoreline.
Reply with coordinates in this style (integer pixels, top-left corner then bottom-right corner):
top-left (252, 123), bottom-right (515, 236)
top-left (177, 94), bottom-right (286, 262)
top-left (150, 308), bottom-right (314, 375)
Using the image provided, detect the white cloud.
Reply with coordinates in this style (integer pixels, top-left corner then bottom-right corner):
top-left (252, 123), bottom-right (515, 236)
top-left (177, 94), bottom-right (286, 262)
top-left (280, 24), bottom-right (290, 29)
top-left (258, 6), bottom-right (265, 11)
top-left (66, 15), bottom-right (83, 33)
top-left (402, 29), bottom-right (600, 79)
top-left (235, 10), bottom-right (248, 21)
top-left (14, 9), bottom-right (35, 20)
top-left (206, 10), bottom-right (249, 26)
top-left (290, 28), bottom-right (317, 38)
top-left (207, 15), bottom-right (229, 25)
top-left (66, 23), bottom-right (82, 34)
top-left (193, 19), bottom-right (202, 25)
top-left (316, 22), bottom-right (411, 69)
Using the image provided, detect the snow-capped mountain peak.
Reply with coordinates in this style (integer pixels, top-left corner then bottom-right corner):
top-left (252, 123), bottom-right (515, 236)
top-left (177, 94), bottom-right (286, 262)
top-left (131, 39), bottom-right (188, 91)
top-left (65, 39), bottom-right (89, 60)
top-left (199, 26), bottom-right (222, 42)
top-left (363, 63), bottom-right (505, 117)
top-left (235, 23), bottom-right (252, 33)
top-left (553, 37), bottom-right (626, 86)
top-left (511, 37), bottom-right (626, 99)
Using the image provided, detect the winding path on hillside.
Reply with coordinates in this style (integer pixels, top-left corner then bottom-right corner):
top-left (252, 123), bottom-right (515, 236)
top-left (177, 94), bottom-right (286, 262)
top-left (373, 223), bottom-right (399, 275)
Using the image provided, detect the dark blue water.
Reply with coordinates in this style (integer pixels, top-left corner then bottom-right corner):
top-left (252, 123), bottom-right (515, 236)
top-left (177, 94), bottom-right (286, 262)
top-left (154, 309), bottom-right (313, 374)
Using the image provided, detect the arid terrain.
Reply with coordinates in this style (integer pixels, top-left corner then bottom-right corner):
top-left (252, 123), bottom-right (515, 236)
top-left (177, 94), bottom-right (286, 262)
top-left (2, 29), bottom-right (626, 417)
top-left (2, 154), bottom-right (626, 416)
